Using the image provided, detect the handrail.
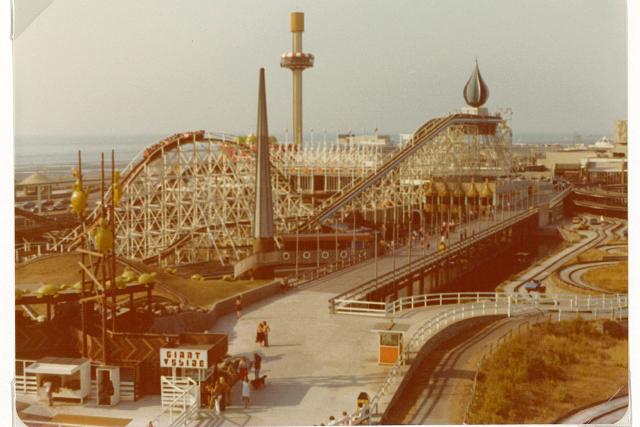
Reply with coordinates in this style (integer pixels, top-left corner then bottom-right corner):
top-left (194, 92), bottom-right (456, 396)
top-left (363, 293), bottom-right (626, 421)
top-left (330, 208), bottom-right (538, 307)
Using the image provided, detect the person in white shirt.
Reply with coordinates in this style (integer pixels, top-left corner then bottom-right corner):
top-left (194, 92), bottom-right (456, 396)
top-left (241, 378), bottom-right (251, 408)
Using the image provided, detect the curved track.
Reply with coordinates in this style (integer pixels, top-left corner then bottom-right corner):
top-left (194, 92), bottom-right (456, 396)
top-left (511, 218), bottom-right (626, 294)
top-left (557, 260), bottom-right (618, 293)
top-left (557, 395), bottom-right (628, 424)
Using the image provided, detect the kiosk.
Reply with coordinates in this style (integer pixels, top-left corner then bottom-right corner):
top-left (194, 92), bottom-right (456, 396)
top-left (96, 366), bottom-right (120, 406)
top-left (371, 323), bottom-right (410, 365)
top-left (25, 357), bottom-right (91, 404)
top-left (159, 344), bottom-right (216, 410)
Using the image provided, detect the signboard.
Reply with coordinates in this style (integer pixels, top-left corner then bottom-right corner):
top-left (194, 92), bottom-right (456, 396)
top-left (160, 347), bottom-right (208, 368)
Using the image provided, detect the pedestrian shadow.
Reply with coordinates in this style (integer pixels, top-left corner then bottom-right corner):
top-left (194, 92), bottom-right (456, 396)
top-left (193, 409), bottom-right (254, 427)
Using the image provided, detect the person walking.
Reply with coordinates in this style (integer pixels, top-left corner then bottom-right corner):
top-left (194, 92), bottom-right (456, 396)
top-left (256, 322), bottom-right (264, 346)
top-left (238, 357), bottom-right (248, 381)
top-left (262, 321), bottom-right (271, 347)
top-left (254, 353), bottom-right (262, 380)
top-left (219, 377), bottom-right (230, 411)
top-left (211, 378), bottom-right (223, 414)
top-left (241, 378), bottom-right (251, 408)
top-left (235, 296), bottom-right (243, 319)
top-left (42, 379), bottom-right (53, 406)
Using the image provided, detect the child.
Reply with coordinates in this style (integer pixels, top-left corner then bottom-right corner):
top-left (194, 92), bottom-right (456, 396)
top-left (242, 378), bottom-right (251, 408)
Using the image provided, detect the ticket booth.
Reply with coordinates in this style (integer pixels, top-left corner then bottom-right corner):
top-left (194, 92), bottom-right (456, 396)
top-left (371, 323), bottom-right (410, 365)
top-left (25, 357), bottom-right (91, 404)
top-left (159, 344), bottom-right (216, 410)
top-left (96, 366), bottom-right (120, 406)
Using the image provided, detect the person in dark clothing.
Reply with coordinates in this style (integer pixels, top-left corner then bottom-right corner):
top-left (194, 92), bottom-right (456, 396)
top-left (254, 353), bottom-right (262, 380)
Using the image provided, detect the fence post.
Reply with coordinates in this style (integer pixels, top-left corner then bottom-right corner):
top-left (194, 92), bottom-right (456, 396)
top-left (440, 294), bottom-right (443, 306)
top-left (507, 295), bottom-right (511, 318)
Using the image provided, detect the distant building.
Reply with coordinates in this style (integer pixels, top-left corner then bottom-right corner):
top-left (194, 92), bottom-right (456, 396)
top-left (337, 133), bottom-right (391, 145)
top-left (19, 173), bottom-right (51, 197)
top-left (613, 120), bottom-right (627, 157)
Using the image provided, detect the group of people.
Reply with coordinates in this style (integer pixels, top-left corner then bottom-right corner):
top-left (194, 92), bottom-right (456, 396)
top-left (322, 402), bottom-right (370, 426)
top-left (203, 353), bottom-right (265, 414)
top-left (256, 321), bottom-right (271, 347)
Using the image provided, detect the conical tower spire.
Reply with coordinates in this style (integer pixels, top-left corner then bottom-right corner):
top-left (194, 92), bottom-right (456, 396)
top-left (253, 68), bottom-right (275, 253)
top-left (463, 60), bottom-right (489, 108)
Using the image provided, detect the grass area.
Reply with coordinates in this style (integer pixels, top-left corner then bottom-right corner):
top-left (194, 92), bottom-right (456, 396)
top-left (16, 254), bottom-right (124, 285)
top-left (573, 248), bottom-right (607, 263)
top-left (162, 277), bottom-right (269, 307)
top-left (582, 262), bottom-right (628, 293)
top-left (467, 318), bottom-right (628, 424)
top-left (146, 266), bottom-right (270, 307)
top-left (549, 272), bottom-right (594, 295)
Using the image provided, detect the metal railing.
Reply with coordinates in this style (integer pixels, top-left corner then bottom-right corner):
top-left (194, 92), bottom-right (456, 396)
top-left (333, 290), bottom-right (628, 318)
top-left (363, 293), bottom-right (627, 422)
top-left (329, 208), bottom-right (539, 309)
top-left (158, 376), bottom-right (200, 426)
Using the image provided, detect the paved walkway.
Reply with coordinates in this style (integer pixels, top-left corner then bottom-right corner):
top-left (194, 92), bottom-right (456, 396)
top-left (206, 214), bottom-right (523, 426)
top-left (14, 210), bottom-right (534, 427)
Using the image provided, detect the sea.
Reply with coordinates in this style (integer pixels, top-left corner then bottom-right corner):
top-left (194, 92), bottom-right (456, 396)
top-left (13, 131), bottom-right (608, 181)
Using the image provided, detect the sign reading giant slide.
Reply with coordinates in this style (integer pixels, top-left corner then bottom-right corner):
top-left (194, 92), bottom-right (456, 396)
top-left (160, 347), bottom-right (208, 368)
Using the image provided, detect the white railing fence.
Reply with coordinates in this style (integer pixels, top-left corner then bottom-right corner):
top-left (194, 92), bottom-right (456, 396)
top-left (159, 376), bottom-right (200, 426)
top-left (333, 291), bottom-right (628, 318)
top-left (360, 293), bottom-right (627, 423)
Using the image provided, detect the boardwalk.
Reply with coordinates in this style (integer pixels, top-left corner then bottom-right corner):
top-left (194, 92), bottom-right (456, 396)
top-left (208, 213), bottom-right (526, 426)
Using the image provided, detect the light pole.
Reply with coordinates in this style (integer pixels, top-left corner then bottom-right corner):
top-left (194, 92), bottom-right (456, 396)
top-left (295, 219), bottom-right (300, 278)
top-left (374, 230), bottom-right (379, 285)
top-left (316, 225), bottom-right (320, 271)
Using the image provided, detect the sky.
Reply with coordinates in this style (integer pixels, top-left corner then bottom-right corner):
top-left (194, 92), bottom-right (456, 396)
top-left (13, 0), bottom-right (627, 138)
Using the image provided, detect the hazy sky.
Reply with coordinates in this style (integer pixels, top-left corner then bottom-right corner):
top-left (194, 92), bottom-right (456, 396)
top-left (13, 0), bottom-right (627, 138)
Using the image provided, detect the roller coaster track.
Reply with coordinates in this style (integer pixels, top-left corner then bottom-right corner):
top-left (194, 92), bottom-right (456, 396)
top-left (53, 131), bottom-right (302, 258)
top-left (299, 113), bottom-right (503, 231)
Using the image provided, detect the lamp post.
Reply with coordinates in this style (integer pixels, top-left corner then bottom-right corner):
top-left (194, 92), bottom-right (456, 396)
top-left (374, 230), bottom-right (379, 285)
top-left (295, 219), bottom-right (300, 278)
top-left (316, 225), bottom-right (320, 272)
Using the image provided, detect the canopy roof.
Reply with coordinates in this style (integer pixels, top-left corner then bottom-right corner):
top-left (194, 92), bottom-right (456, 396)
top-left (20, 173), bottom-right (50, 185)
top-left (25, 357), bottom-right (89, 376)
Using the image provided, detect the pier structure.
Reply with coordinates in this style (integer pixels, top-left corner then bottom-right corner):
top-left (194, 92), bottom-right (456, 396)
top-left (27, 62), bottom-right (570, 273)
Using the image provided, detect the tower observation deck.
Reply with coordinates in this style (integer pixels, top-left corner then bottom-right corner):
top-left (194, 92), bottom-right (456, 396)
top-left (280, 12), bottom-right (314, 146)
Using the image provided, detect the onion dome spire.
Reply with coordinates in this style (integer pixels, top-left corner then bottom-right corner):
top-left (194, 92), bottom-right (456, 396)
top-left (463, 60), bottom-right (489, 108)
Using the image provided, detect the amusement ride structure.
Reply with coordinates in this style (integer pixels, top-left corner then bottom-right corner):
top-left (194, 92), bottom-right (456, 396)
top-left (24, 58), bottom-right (535, 275)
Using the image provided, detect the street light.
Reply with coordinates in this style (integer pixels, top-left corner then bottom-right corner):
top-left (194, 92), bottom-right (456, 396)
top-left (295, 219), bottom-right (300, 278)
top-left (374, 230), bottom-right (379, 285)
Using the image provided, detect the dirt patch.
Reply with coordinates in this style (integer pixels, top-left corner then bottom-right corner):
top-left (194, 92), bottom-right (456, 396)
top-left (582, 262), bottom-right (628, 293)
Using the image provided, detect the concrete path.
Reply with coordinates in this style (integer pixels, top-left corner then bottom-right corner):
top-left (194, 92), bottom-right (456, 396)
top-left (206, 215), bottom-right (522, 426)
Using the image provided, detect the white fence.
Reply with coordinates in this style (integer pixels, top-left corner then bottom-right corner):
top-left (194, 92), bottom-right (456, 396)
top-left (159, 376), bottom-right (200, 427)
top-left (15, 359), bottom-right (37, 395)
top-left (333, 291), bottom-right (628, 318)
top-left (356, 292), bottom-right (627, 423)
